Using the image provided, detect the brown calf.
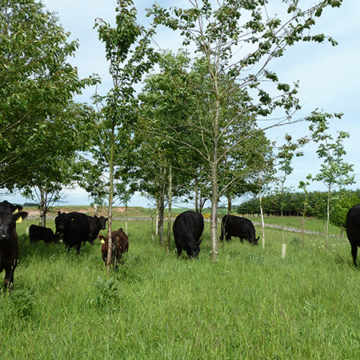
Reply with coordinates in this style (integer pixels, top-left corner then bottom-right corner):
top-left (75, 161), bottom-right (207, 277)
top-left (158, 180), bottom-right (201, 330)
top-left (98, 228), bottom-right (129, 267)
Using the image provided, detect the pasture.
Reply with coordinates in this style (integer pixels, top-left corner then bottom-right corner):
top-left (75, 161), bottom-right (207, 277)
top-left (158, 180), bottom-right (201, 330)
top-left (0, 217), bottom-right (359, 359)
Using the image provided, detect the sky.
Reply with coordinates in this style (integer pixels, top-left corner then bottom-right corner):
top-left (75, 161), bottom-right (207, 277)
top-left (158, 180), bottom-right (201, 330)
top-left (5, 0), bottom-right (360, 208)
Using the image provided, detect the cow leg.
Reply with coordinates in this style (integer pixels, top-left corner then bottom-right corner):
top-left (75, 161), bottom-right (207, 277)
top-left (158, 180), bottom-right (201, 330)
top-left (10, 258), bottom-right (17, 286)
top-left (176, 245), bottom-right (182, 257)
top-left (3, 267), bottom-right (10, 287)
top-left (351, 244), bottom-right (358, 266)
top-left (76, 243), bottom-right (81, 254)
top-left (238, 237), bottom-right (243, 243)
top-left (220, 228), bottom-right (224, 242)
top-left (4, 261), bottom-right (16, 288)
top-left (225, 233), bottom-right (231, 241)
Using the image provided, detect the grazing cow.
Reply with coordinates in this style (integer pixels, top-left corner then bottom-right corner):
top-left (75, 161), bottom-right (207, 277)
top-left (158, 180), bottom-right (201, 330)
top-left (55, 211), bottom-right (90, 254)
top-left (346, 204), bottom-right (360, 266)
top-left (29, 224), bottom-right (58, 245)
top-left (173, 210), bottom-right (204, 258)
top-left (0, 209), bottom-right (28, 287)
top-left (86, 215), bottom-right (108, 246)
top-left (98, 228), bottom-right (129, 267)
top-left (0, 200), bottom-right (23, 214)
top-left (220, 215), bottom-right (259, 245)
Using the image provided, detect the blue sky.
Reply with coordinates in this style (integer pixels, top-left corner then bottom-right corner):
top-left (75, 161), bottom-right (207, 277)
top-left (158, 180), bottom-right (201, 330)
top-left (6, 0), bottom-right (360, 208)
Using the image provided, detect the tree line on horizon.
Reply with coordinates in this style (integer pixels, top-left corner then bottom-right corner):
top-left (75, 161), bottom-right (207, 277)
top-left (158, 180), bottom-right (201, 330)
top-left (235, 188), bottom-right (360, 231)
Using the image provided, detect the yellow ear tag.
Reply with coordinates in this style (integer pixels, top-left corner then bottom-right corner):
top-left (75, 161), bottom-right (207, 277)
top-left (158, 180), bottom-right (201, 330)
top-left (16, 217), bottom-right (23, 223)
top-left (101, 240), bottom-right (105, 244)
top-left (71, 218), bottom-right (74, 221)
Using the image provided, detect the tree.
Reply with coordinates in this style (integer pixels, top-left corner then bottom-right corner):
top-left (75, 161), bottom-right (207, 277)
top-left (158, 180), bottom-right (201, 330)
top-left (298, 174), bottom-right (312, 245)
top-left (0, 0), bottom-right (98, 189)
top-left (17, 102), bottom-right (95, 226)
top-left (330, 189), bottom-right (359, 236)
top-left (276, 134), bottom-right (307, 258)
top-left (148, 0), bottom-right (342, 261)
top-left (92, 0), bottom-right (159, 271)
top-left (138, 51), bottom-right (210, 239)
top-left (308, 112), bottom-right (355, 247)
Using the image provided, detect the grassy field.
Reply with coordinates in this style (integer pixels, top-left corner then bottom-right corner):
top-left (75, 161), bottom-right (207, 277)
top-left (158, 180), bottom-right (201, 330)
top-left (0, 216), bottom-right (358, 359)
top-left (32, 205), bottom-right (342, 236)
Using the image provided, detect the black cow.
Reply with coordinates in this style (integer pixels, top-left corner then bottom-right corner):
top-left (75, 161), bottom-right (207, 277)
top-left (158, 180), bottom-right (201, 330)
top-left (220, 215), bottom-right (259, 245)
top-left (345, 204), bottom-right (360, 266)
top-left (0, 209), bottom-right (28, 287)
top-left (29, 224), bottom-right (58, 245)
top-left (55, 211), bottom-right (90, 254)
top-left (173, 210), bottom-right (204, 258)
top-left (86, 215), bottom-right (108, 245)
top-left (0, 200), bottom-right (23, 214)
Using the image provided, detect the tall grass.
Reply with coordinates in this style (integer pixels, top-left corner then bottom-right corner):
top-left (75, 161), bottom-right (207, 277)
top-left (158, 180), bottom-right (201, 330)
top-left (0, 218), bottom-right (358, 359)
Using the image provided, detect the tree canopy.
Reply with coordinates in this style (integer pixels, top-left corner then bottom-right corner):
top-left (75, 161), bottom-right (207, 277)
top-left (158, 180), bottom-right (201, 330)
top-left (0, 0), bottom-right (98, 190)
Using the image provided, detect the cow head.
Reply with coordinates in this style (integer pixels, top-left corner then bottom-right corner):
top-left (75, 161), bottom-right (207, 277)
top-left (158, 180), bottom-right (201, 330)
top-left (95, 216), bottom-right (108, 230)
top-left (0, 200), bottom-right (23, 214)
top-left (0, 211), bottom-right (28, 241)
top-left (55, 212), bottom-right (68, 236)
top-left (51, 233), bottom-right (61, 244)
top-left (251, 236), bottom-right (260, 246)
top-left (186, 238), bottom-right (202, 259)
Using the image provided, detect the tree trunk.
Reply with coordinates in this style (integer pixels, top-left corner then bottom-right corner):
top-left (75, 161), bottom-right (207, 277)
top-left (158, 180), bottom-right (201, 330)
top-left (227, 193), bottom-right (231, 215)
top-left (151, 215), bottom-right (154, 242)
top-left (125, 204), bottom-right (128, 233)
top-left (281, 182), bottom-right (286, 258)
top-left (195, 175), bottom-right (199, 213)
top-left (210, 93), bottom-right (220, 262)
top-left (106, 126), bottom-right (115, 273)
top-left (326, 187), bottom-right (330, 248)
top-left (301, 198), bottom-right (307, 246)
top-left (37, 188), bottom-right (49, 227)
top-left (166, 163), bottom-right (172, 254)
top-left (210, 159), bottom-right (219, 262)
top-left (158, 170), bottom-right (165, 247)
top-left (259, 185), bottom-right (265, 250)
top-left (155, 199), bottom-right (159, 237)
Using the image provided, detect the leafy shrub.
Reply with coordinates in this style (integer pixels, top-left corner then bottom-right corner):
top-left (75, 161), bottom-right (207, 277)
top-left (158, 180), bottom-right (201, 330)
top-left (10, 289), bottom-right (35, 318)
top-left (93, 276), bottom-right (118, 307)
top-left (291, 237), bottom-right (301, 245)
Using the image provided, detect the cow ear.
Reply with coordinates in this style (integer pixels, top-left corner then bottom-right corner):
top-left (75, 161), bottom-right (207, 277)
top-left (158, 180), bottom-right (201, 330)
top-left (98, 235), bottom-right (105, 242)
top-left (58, 211), bottom-right (61, 216)
top-left (13, 211), bottom-right (28, 223)
top-left (98, 235), bottom-right (106, 244)
top-left (15, 205), bottom-right (23, 212)
top-left (105, 218), bottom-right (108, 222)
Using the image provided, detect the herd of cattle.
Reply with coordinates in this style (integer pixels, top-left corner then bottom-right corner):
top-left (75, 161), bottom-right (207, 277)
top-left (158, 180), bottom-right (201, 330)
top-left (0, 201), bottom-right (129, 288)
top-left (2, 200), bottom-right (360, 288)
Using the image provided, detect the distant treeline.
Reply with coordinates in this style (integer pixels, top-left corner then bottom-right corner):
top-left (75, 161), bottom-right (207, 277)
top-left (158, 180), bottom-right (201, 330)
top-left (23, 202), bottom-right (38, 207)
top-left (237, 189), bottom-right (360, 223)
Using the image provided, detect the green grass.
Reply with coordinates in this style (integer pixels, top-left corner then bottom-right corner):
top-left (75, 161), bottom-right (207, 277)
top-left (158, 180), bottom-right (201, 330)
top-left (25, 205), bottom-right (342, 236)
top-left (0, 218), bottom-right (357, 359)
top-left (250, 215), bottom-right (343, 236)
